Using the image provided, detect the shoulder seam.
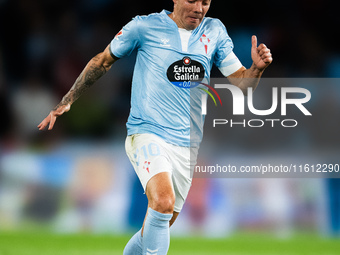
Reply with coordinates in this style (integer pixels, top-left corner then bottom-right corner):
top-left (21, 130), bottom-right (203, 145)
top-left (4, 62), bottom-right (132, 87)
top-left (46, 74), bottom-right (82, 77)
top-left (133, 16), bottom-right (143, 47)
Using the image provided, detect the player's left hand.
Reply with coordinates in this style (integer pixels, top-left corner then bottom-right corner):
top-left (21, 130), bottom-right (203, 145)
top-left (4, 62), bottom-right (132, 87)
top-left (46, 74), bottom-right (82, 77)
top-left (251, 35), bottom-right (273, 71)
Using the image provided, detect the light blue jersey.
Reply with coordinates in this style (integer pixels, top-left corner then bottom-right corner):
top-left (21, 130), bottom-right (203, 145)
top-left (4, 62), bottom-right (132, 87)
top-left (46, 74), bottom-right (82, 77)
top-left (110, 10), bottom-right (242, 147)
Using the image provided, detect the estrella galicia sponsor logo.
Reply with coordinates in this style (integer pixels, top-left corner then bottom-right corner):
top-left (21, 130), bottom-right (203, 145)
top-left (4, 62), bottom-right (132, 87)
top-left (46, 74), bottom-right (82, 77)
top-left (167, 57), bottom-right (205, 88)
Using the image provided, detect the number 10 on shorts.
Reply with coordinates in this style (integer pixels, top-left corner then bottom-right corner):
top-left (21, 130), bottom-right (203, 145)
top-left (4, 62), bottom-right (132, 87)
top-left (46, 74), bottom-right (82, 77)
top-left (134, 143), bottom-right (160, 167)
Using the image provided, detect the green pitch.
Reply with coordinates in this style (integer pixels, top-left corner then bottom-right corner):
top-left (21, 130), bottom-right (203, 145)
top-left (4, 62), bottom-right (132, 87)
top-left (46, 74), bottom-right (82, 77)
top-left (0, 232), bottom-right (339, 255)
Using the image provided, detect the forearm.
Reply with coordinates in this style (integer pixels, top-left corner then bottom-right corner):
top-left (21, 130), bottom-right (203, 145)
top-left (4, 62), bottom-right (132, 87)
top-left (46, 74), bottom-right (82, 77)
top-left (236, 63), bottom-right (264, 94)
top-left (38, 45), bottom-right (115, 131)
top-left (55, 54), bottom-right (110, 109)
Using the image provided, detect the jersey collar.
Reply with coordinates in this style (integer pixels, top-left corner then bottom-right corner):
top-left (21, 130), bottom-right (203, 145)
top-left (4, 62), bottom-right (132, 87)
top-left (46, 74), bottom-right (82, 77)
top-left (161, 9), bottom-right (204, 34)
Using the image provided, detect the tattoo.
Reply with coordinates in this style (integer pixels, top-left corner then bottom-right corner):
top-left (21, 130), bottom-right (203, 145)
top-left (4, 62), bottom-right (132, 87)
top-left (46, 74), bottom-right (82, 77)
top-left (54, 55), bottom-right (107, 110)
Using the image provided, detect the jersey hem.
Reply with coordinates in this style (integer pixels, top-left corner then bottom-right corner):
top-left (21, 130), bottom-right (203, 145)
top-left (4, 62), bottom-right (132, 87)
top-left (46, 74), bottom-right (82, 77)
top-left (127, 127), bottom-right (200, 148)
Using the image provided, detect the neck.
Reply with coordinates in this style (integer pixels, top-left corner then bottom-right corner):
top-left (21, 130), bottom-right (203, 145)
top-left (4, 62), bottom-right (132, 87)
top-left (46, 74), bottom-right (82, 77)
top-left (168, 12), bottom-right (185, 29)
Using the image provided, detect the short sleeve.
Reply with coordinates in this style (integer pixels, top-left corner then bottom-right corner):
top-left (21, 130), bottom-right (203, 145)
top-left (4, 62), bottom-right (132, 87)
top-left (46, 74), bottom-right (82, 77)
top-left (214, 20), bottom-right (243, 77)
top-left (110, 17), bottom-right (141, 59)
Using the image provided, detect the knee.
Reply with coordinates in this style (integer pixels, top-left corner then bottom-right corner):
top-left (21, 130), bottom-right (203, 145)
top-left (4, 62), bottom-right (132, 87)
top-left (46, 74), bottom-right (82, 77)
top-left (150, 194), bottom-right (175, 214)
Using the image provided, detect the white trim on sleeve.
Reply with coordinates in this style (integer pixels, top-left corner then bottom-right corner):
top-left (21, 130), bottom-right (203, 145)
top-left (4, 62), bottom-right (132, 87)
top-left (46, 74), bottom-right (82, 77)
top-left (218, 51), bottom-right (243, 77)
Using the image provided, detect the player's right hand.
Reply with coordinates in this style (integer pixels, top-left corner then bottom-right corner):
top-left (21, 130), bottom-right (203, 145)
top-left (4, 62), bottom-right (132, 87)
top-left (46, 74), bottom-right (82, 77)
top-left (37, 104), bottom-right (71, 131)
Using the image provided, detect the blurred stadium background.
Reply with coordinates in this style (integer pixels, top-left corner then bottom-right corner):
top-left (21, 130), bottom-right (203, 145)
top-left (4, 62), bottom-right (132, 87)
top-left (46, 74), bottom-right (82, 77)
top-left (0, 0), bottom-right (339, 249)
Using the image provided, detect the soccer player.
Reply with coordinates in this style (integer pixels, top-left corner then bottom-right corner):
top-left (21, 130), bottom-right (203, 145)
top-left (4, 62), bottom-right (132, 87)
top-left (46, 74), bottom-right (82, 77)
top-left (38, 0), bottom-right (272, 254)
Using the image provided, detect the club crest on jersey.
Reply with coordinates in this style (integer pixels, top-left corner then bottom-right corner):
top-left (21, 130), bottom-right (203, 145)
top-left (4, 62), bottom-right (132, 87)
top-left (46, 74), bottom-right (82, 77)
top-left (200, 34), bottom-right (210, 54)
top-left (114, 30), bottom-right (123, 40)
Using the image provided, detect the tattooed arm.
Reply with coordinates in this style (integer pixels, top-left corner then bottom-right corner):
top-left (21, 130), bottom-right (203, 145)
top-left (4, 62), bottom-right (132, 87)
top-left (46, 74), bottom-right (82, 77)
top-left (38, 44), bottom-right (117, 130)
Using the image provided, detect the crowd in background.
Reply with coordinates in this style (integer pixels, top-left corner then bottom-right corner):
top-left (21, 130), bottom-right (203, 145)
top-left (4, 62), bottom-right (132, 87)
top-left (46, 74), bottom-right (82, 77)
top-left (0, 0), bottom-right (339, 236)
top-left (1, 0), bottom-right (339, 145)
